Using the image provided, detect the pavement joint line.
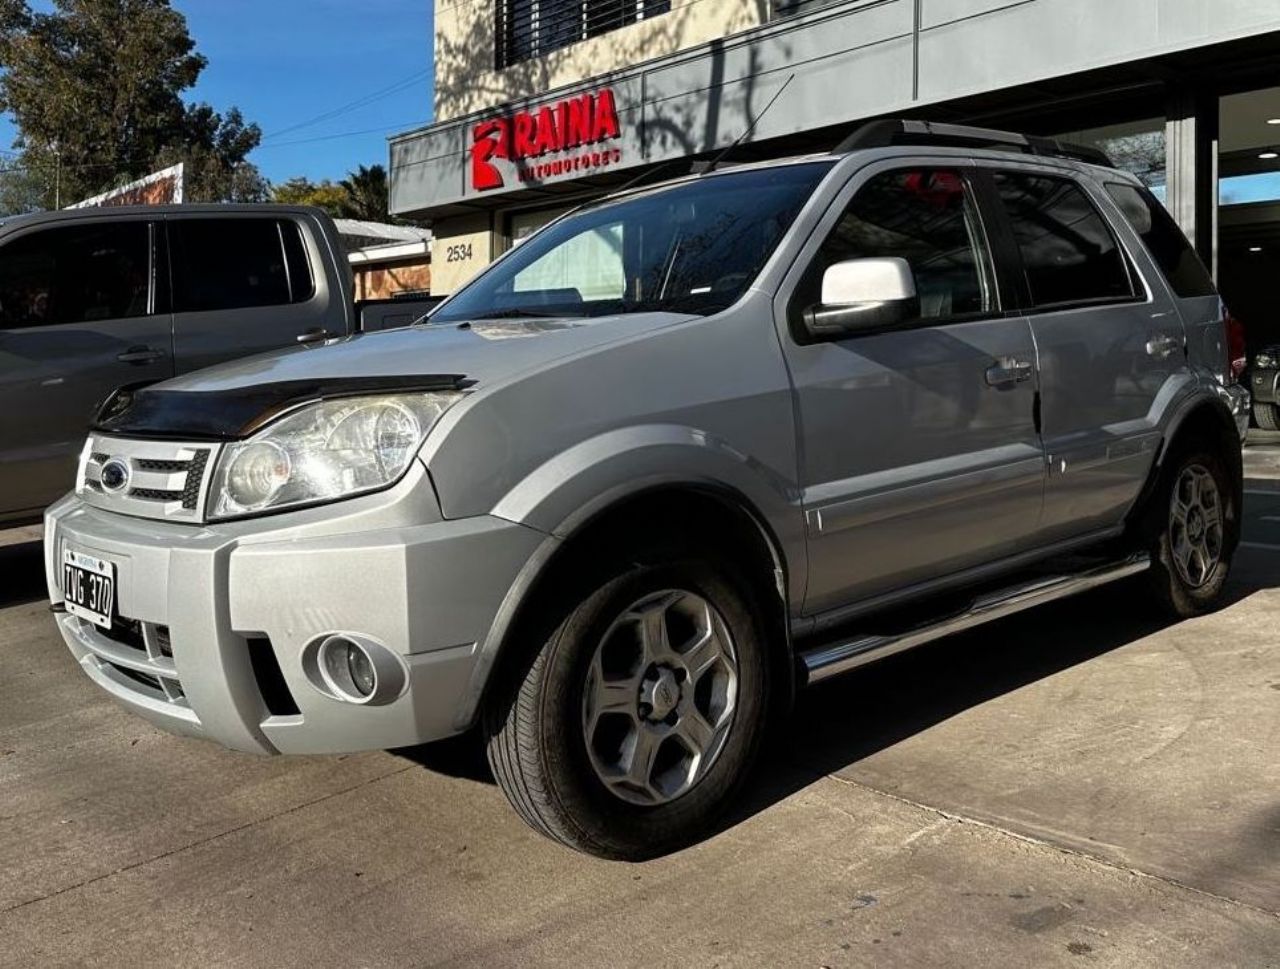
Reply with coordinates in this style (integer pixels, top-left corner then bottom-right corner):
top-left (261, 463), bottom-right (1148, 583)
top-left (817, 771), bottom-right (1280, 922)
top-left (1241, 541), bottom-right (1280, 551)
top-left (0, 763), bottom-right (416, 918)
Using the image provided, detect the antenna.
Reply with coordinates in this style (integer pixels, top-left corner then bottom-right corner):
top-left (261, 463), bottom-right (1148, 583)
top-left (696, 72), bottom-right (796, 175)
top-left (605, 72), bottom-right (797, 197)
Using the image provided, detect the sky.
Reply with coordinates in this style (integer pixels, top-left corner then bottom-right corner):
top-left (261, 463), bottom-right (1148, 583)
top-left (0, 0), bottom-right (435, 186)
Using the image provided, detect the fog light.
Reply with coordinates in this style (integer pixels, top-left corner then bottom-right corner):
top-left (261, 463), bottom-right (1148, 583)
top-left (308, 633), bottom-right (407, 706)
top-left (347, 646), bottom-right (375, 696)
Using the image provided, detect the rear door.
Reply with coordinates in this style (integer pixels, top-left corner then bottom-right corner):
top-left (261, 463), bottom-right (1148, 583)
top-left (166, 214), bottom-right (343, 374)
top-left (981, 166), bottom-right (1188, 541)
top-left (776, 161), bottom-right (1045, 617)
top-left (0, 218), bottom-right (172, 519)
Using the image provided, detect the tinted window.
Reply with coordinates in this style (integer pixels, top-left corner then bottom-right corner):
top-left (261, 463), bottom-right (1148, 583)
top-left (1105, 183), bottom-right (1216, 298)
top-left (795, 168), bottom-right (995, 327)
top-left (171, 219), bottom-right (312, 314)
top-left (0, 222), bottom-right (150, 329)
top-left (995, 173), bottom-right (1136, 308)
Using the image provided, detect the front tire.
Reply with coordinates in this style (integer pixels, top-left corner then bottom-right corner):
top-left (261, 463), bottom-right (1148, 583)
top-left (1254, 401), bottom-right (1279, 431)
top-left (1147, 448), bottom-right (1238, 618)
top-left (483, 556), bottom-right (770, 860)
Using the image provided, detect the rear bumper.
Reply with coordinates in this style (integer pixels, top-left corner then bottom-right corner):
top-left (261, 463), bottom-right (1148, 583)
top-left (1220, 381), bottom-right (1251, 441)
top-left (45, 468), bottom-right (547, 755)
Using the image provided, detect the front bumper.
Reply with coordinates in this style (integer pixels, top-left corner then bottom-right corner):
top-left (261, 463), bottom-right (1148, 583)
top-left (45, 465), bottom-right (548, 755)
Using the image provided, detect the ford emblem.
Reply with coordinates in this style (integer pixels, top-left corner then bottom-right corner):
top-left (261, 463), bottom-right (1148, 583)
top-left (99, 459), bottom-right (130, 493)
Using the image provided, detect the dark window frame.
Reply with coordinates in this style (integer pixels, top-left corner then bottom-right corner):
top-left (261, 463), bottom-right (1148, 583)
top-left (985, 168), bottom-right (1146, 315)
top-left (495, 0), bottom-right (672, 69)
top-left (786, 165), bottom-right (1006, 345)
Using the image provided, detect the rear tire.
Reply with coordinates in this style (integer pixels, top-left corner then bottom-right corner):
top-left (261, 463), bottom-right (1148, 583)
top-left (1146, 448), bottom-right (1238, 618)
top-left (483, 555), bottom-right (771, 860)
top-left (1254, 401), bottom-right (1279, 431)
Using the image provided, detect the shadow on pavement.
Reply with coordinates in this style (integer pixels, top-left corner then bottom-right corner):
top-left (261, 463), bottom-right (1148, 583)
top-left (392, 537), bottom-right (1280, 856)
top-left (0, 540), bottom-right (46, 609)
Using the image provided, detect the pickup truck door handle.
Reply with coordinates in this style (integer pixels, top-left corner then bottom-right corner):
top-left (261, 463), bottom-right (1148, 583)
top-left (1146, 333), bottom-right (1183, 359)
top-left (116, 346), bottom-right (165, 365)
top-left (296, 327), bottom-right (332, 345)
top-left (985, 357), bottom-right (1034, 387)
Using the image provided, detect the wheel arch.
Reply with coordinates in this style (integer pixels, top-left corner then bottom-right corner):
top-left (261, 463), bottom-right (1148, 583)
top-left (1128, 391), bottom-right (1244, 539)
top-left (454, 480), bottom-right (797, 733)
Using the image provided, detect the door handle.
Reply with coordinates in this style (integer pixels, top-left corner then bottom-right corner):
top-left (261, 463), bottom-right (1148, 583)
top-left (1146, 334), bottom-right (1183, 359)
top-left (116, 346), bottom-right (164, 365)
top-left (985, 357), bottom-right (1034, 387)
top-left (296, 327), bottom-right (331, 345)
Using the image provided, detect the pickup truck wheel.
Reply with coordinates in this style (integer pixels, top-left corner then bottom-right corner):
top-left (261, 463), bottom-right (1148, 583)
top-left (483, 558), bottom-right (769, 860)
top-left (1147, 449), bottom-right (1237, 618)
top-left (1254, 401), bottom-right (1279, 431)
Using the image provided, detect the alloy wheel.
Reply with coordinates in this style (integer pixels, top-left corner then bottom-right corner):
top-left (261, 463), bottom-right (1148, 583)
top-left (581, 589), bottom-right (739, 806)
top-left (1169, 463), bottom-right (1224, 589)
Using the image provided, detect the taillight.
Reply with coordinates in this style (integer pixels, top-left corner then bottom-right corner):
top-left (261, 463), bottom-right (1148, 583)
top-left (1226, 311), bottom-right (1247, 383)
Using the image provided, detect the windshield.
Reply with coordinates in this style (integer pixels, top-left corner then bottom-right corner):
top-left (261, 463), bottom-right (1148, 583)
top-left (432, 161), bottom-right (834, 322)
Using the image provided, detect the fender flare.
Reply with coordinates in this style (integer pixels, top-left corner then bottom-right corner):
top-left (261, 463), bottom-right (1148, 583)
top-left (451, 425), bottom-right (803, 731)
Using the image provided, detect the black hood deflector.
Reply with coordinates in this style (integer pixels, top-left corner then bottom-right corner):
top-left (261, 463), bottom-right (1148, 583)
top-left (93, 374), bottom-right (470, 441)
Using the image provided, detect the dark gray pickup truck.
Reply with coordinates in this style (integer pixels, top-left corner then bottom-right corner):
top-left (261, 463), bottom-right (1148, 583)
top-left (0, 204), bottom-right (358, 524)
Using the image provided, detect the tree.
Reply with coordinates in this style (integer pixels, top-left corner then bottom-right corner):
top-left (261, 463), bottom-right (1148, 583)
top-left (338, 164), bottom-right (390, 222)
top-left (271, 176), bottom-right (348, 217)
top-left (0, 0), bottom-right (265, 206)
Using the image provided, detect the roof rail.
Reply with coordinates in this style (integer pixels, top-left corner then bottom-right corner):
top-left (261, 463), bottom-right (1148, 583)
top-left (835, 119), bottom-right (1114, 168)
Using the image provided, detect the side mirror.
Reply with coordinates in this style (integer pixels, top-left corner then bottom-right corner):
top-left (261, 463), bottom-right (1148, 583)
top-left (803, 257), bottom-right (920, 339)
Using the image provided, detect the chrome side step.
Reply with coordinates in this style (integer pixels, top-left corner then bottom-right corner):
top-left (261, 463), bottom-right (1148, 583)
top-left (798, 554), bottom-right (1150, 686)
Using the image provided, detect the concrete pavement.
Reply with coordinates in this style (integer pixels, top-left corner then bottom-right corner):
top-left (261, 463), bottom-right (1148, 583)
top-left (1, 481), bottom-right (1278, 967)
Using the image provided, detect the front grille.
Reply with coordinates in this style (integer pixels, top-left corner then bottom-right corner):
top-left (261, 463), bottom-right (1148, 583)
top-left (136, 459), bottom-right (188, 472)
top-left (102, 616), bottom-right (147, 653)
top-left (68, 614), bottom-right (191, 709)
top-left (78, 437), bottom-right (220, 522)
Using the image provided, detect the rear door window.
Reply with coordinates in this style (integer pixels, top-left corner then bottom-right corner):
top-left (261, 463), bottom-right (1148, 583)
top-left (993, 172), bottom-right (1137, 309)
top-left (0, 221), bottom-right (151, 329)
top-left (1104, 183), bottom-right (1216, 298)
top-left (170, 218), bottom-right (314, 314)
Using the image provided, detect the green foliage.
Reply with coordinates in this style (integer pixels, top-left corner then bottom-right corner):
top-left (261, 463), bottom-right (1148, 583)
top-left (271, 176), bottom-right (349, 217)
top-left (338, 164), bottom-right (390, 222)
top-left (0, 0), bottom-right (265, 206)
top-left (272, 165), bottom-right (395, 223)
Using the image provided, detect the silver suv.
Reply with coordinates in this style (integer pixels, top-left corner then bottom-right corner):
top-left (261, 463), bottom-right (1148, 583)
top-left (45, 122), bottom-right (1249, 860)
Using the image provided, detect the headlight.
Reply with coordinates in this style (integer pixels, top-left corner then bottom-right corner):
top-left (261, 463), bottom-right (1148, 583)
top-left (208, 392), bottom-right (461, 519)
top-left (1256, 353), bottom-right (1275, 369)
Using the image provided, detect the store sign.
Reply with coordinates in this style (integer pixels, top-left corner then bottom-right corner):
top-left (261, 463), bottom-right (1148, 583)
top-left (470, 88), bottom-right (623, 192)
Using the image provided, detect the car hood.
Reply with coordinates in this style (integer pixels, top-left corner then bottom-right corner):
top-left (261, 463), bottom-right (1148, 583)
top-left (164, 314), bottom-right (693, 392)
top-left (94, 313), bottom-right (693, 440)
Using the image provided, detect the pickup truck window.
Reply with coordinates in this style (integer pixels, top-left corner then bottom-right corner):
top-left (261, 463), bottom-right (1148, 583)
top-left (0, 222), bottom-right (150, 329)
top-left (433, 161), bottom-right (834, 321)
top-left (171, 218), bottom-right (315, 314)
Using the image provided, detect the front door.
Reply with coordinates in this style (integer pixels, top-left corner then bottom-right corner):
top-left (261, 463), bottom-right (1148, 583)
top-left (777, 163), bottom-right (1045, 618)
top-left (0, 219), bottom-right (172, 520)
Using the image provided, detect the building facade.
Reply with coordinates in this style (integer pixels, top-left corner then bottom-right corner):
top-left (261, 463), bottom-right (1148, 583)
top-left (391, 0), bottom-right (1280, 346)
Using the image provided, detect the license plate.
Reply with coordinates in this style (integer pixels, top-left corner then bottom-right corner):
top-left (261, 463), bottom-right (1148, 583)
top-left (62, 548), bottom-right (116, 630)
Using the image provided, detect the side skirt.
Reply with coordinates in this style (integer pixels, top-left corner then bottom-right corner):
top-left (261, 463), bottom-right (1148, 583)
top-left (797, 553), bottom-right (1150, 687)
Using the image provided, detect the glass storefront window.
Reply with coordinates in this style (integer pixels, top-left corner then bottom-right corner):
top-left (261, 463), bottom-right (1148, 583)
top-left (1053, 118), bottom-right (1167, 201)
